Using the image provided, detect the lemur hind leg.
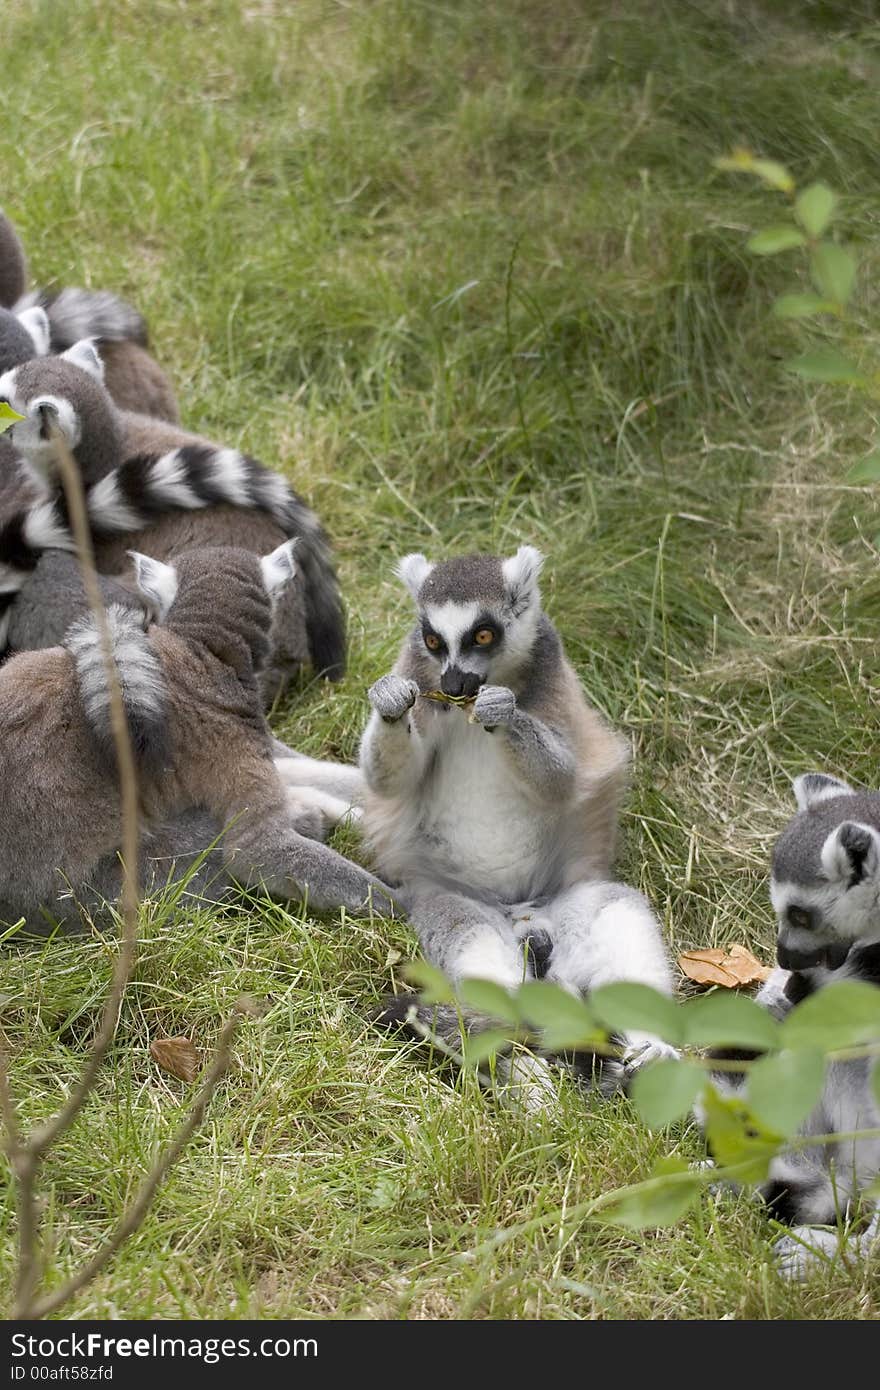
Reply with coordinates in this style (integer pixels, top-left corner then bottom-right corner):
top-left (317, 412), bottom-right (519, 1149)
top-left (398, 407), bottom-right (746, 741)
top-left (408, 884), bottom-right (534, 989)
top-left (400, 884), bottom-right (556, 1111)
top-left (537, 880), bottom-right (677, 1075)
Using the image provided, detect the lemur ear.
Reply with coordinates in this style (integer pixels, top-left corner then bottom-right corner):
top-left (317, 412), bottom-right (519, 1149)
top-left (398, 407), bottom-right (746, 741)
top-left (15, 305), bottom-right (50, 356)
top-left (502, 545), bottom-right (544, 617)
top-left (793, 772), bottom-right (854, 813)
top-left (395, 553), bottom-right (434, 601)
top-left (260, 539), bottom-right (298, 596)
top-left (128, 551), bottom-right (178, 623)
top-left (60, 338), bottom-right (104, 383)
top-left (820, 820), bottom-right (880, 885)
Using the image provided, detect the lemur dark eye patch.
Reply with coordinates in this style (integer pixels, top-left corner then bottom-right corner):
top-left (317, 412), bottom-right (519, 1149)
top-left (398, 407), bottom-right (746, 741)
top-left (466, 616), bottom-right (502, 649)
top-left (423, 628), bottom-right (444, 653)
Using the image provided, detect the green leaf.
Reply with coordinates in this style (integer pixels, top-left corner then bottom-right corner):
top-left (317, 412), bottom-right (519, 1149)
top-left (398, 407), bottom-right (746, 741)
top-left (845, 450), bottom-right (880, 483)
top-left (457, 977), bottom-right (519, 1024)
top-left (700, 1086), bottom-right (782, 1183)
top-left (772, 293), bottom-right (837, 320)
top-left (0, 400), bottom-right (25, 433)
top-left (403, 960), bottom-right (454, 1004)
top-left (598, 1156), bottom-right (703, 1230)
top-left (628, 1058), bottom-right (705, 1128)
top-left (746, 225), bottom-right (806, 255)
top-left (681, 992), bottom-right (780, 1051)
top-left (794, 182), bottom-right (836, 238)
top-left (785, 348), bottom-right (864, 384)
top-left (780, 980), bottom-right (880, 1052)
top-left (462, 1029), bottom-right (513, 1066)
top-left (810, 241), bottom-right (856, 306)
top-left (747, 1049), bottom-right (826, 1136)
top-left (590, 982), bottom-right (684, 1046)
top-left (751, 158), bottom-right (796, 193)
top-left (515, 980), bottom-right (600, 1050)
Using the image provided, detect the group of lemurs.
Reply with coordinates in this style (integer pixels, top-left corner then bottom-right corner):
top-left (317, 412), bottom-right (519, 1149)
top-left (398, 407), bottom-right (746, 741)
top-left (1, 208), bottom-right (877, 1279)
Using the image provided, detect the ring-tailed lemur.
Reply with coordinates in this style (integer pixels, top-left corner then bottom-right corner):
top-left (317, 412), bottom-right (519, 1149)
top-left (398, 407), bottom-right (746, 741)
top-left (708, 772), bottom-right (880, 1278)
top-left (0, 540), bottom-right (388, 934)
top-left (0, 207), bottom-right (179, 422)
top-left (360, 547), bottom-right (675, 1106)
top-left (0, 342), bottom-right (345, 690)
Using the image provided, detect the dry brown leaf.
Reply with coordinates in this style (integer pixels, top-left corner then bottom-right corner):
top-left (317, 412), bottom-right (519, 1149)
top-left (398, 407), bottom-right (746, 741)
top-left (150, 1036), bottom-right (201, 1083)
top-left (677, 943), bottom-right (773, 989)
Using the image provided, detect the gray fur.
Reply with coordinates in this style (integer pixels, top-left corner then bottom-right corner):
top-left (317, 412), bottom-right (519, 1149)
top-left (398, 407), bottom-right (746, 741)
top-left (5, 552), bottom-right (144, 653)
top-left (0, 544), bottom-right (396, 934)
top-left (0, 210), bottom-right (28, 309)
top-left (64, 601), bottom-right (168, 770)
top-left (362, 547), bottom-right (672, 1108)
top-left (0, 307), bottom-right (42, 372)
top-left (15, 286), bottom-right (148, 350)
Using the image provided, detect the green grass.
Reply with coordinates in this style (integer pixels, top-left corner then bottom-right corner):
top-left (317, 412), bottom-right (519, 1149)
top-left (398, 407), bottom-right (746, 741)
top-left (2, 0), bottom-right (880, 1319)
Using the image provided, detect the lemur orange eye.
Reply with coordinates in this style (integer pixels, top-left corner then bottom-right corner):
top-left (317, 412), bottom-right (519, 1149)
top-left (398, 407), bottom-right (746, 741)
top-left (474, 628), bottom-right (495, 646)
top-left (424, 632), bottom-right (441, 651)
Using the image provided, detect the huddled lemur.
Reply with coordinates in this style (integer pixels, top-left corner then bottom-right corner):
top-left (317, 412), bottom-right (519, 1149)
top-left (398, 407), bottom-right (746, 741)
top-left (0, 540), bottom-right (390, 935)
top-left (360, 546), bottom-right (675, 1103)
top-left (0, 206), bottom-right (179, 422)
top-left (0, 341), bottom-right (345, 694)
top-left (708, 772), bottom-right (880, 1279)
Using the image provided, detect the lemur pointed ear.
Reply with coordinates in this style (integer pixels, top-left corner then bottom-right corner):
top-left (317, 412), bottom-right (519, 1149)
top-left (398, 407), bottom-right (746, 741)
top-left (502, 545), bottom-right (544, 616)
top-left (15, 305), bottom-right (50, 356)
top-left (60, 338), bottom-right (104, 383)
top-left (260, 539), bottom-right (298, 596)
top-left (821, 820), bottom-right (880, 884)
top-left (395, 553), bottom-right (434, 600)
top-left (793, 772), bottom-right (854, 813)
top-left (128, 551), bottom-right (178, 622)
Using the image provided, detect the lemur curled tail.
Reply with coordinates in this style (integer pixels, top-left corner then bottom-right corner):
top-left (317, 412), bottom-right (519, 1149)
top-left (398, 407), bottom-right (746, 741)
top-left (0, 342), bottom-right (346, 690)
top-left (361, 547), bottom-right (675, 1109)
top-left (0, 541), bottom-right (389, 934)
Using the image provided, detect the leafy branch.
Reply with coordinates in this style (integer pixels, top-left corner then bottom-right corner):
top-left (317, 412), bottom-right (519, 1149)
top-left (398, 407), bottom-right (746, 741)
top-left (405, 961), bottom-right (880, 1229)
top-left (716, 147), bottom-right (880, 482)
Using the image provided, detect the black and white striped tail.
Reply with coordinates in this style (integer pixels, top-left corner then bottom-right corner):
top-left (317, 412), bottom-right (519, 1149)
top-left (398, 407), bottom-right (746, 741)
top-left (90, 444), bottom-right (346, 677)
top-left (65, 603), bottom-right (169, 770)
top-left (1, 444), bottom-right (346, 675)
top-left (14, 286), bottom-right (148, 348)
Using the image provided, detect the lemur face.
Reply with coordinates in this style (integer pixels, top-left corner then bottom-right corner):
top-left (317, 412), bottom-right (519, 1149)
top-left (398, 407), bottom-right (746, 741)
top-left (0, 340), bottom-right (105, 484)
top-left (769, 773), bottom-right (880, 971)
top-left (396, 545), bottom-right (544, 694)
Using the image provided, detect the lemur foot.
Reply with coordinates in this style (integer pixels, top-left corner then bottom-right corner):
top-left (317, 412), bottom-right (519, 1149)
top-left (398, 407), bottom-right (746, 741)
top-left (773, 1226), bottom-right (843, 1280)
top-left (622, 1038), bottom-right (680, 1079)
top-left (368, 674), bottom-right (419, 723)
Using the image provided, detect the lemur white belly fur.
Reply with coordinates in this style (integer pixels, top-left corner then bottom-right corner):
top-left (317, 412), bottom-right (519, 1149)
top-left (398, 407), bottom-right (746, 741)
top-left (412, 715), bottom-right (562, 899)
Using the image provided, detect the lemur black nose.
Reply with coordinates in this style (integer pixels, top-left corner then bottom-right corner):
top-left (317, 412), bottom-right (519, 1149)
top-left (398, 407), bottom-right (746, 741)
top-left (440, 666), bottom-right (482, 698)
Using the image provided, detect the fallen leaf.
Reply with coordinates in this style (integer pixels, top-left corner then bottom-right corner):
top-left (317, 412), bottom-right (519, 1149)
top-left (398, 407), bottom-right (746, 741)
top-left (384, 947), bottom-right (403, 968)
top-left (678, 944), bottom-right (772, 990)
top-left (150, 1036), bottom-right (201, 1082)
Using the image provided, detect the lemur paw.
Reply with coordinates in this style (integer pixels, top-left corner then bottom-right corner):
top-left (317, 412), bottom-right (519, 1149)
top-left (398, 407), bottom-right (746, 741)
top-left (368, 674), bottom-right (419, 723)
top-left (622, 1038), bottom-right (680, 1078)
top-left (773, 1227), bottom-right (842, 1281)
top-left (473, 684), bottom-right (517, 728)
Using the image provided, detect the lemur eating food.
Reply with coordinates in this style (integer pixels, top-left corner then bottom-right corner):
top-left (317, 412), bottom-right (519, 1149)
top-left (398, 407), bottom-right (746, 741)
top-left (360, 546), bottom-right (675, 1106)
